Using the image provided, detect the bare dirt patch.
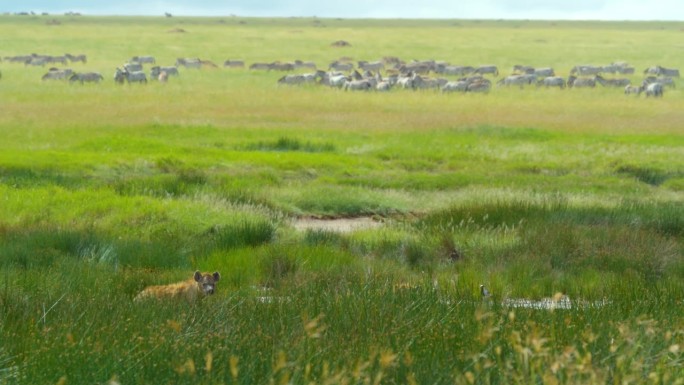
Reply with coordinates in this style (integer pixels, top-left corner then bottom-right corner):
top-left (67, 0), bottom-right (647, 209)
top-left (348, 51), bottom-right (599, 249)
top-left (293, 217), bottom-right (382, 233)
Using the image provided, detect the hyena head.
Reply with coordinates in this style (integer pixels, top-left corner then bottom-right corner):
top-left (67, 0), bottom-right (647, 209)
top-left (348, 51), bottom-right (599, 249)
top-left (194, 271), bottom-right (221, 296)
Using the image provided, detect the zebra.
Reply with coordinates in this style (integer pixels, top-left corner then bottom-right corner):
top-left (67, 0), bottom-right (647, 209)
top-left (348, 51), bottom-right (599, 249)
top-left (223, 60), bottom-right (245, 68)
top-left (294, 60), bottom-right (317, 70)
top-left (150, 66), bottom-right (179, 79)
top-left (513, 64), bottom-right (535, 74)
top-left (473, 65), bottom-right (499, 76)
top-left (41, 68), bottom-right (73, 80)
top-left (114, 68), bottom-right (147, 84)
top-left (644, 66), bottom-right (680, 78)
top-left (327, 74), bottom-right (350, 88)
top-left (131, 55), bottom-right (155, 64)
top-left (65, 53), bottom-right (87, 63)
top-left (466, 80), bottom-right (491, 93)
top-left (497, 74), bottom-right (536, 88)
top-left (46, 55), bottom-right (68, 65)
top-left (269, 62), bottom-right (295, 71)
top-left (533, 67), bottom-right (555, 78)
top-left (567, 75), bottom-right (596, 88)
top-left (343, 79), bottom-right (372, 91)
top-left (570, 65), bottom-right (602, 76)
top-left (176, 58), bottom-right (202, 69)
top-left (358, 60), bottom-right (384, 72)
top-left (69, 72), bottom-right (103, 84)
top-left (249, 62), bottom-right (271, 71)
top-left (441, 65), bottom-right (475, 76)
top-left (123, 62), bottom-right (143, 72)
top-left (376, 81), bottom-right (393, 91)
top-left (396, 73), bottom-right (424, 89)
top-left (537, 76), bottom-right (566, 89)
top-left (656, 66), bottom-right (679, 77)
top-left (441, 80), bottom-right (469, 93)
top-left (278, 74), bottom-right (315, 85)
top-left (329, 61), bottom-right (354, 72)
top-left (643, 82), bottom-right (664, 98)
top-left (624, 85), bottom-right (642, 95)
top-left (594, 75), bottom-right (631, 87)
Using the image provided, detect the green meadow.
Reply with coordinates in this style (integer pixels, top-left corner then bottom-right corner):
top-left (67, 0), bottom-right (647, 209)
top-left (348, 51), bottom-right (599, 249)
top-left (0, 15), bottom-right (683, 384)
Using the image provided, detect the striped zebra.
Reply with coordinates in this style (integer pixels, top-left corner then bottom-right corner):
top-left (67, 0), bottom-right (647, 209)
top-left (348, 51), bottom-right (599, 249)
top-left (65, 53), bottom-right (87, 63)
top-left (473, 65), bottom-right (499, 76)
top-left (223, 60), bottom-right (245, 68)
top-left (150, 66), bottom-right (179, 79)
top-left (655, 66), bottom-right (680, 78)
top-left (69, 72), bottom-right (103, 84)
top-left (624, 85), bottom-right (642, 95)
top-left (132, 55), bottom-right (155, 64)
top-left (643, 82), bottom-right (664, 98)
top-left (537, 76), bottom-right (566, 89)
top-left (567, 75), bottom-right (596, 88)
top-left (570, 65), bottom-right (602, 76)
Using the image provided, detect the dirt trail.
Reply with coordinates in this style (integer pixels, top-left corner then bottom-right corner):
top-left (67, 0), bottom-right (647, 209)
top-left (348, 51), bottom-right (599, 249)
top-left (292, 217), bottom-right (382, 233)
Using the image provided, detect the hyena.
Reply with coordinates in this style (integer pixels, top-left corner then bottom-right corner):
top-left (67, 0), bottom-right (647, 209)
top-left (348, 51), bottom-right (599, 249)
top-left (135, 271), bottom-right (221, 302)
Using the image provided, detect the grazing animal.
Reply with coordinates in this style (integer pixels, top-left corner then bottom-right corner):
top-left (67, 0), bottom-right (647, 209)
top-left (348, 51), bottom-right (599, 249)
top-left (474, 65), bottom-right (499, 76)
top-left (644, 66), bottom-right (679, 78)
top-left (135, 271), bottom-right (221, 302)
top-left (497, 74), bottom-right (536, 88)
top-left (624, 85), bottom-right (642, 95)
top-left (643, 82), bottom-right (664, 98)
top-left (158, 71), bottom-right (168, 83)
top-left (150, 66), bottom-right (179, 78)
top-left (65, 53), bottom-right (87, 63)
top-left (533, 67), bottom-right (555, 78)
top-left (132, 55), bottom-right (156, 64)
top-left (441, 80), bottom-right (469, 93)
top-left (123, 62), bottom-right (143, 72)
top-left (328, 61), bottom-right (354, 72)
top-left (343, 79), bottom-right (372, 91)
top-left (224, 59), bottom-right (245, 68)
top-left (114, 68), bottom-right (147, 84)
top-left (41, 68), bottom-right (73, 81)
top-left (441, 65), bottom-right (475, 76)
top-left (69, 72), bottom-right (103, 84)
top-left (176, 58), bottom-right (202, 69)
top-left (358, 60), bottom-right (384, 72)
top-left (570, 65), bottom-right (602, 76)
top-left (537, 76), bottom-right (566, 89)
top-left (567, 75), bottom-right (596, 88)
top-left (466, 80), bottom-right (491, 93)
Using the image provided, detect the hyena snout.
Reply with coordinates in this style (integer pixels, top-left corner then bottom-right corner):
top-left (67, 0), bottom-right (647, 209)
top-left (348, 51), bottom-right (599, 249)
top-left (203, 284), bottom-right (216, 295)
top-left (195, 271), bottom-right (221, 296)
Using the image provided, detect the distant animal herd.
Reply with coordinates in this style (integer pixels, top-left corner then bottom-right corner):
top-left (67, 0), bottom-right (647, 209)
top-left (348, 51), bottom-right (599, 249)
top-left (1, 52), bottom-right (679, 98)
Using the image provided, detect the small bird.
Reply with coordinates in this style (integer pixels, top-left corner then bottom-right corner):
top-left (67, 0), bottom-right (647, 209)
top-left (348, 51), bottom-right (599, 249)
top-left (480, 284), bottom-right (491, 298)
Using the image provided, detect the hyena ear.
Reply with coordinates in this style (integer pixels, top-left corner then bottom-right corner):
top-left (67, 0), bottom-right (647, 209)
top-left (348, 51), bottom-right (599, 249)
top-left (194, 271), bottom-right (202, 282)
top-left (212, 271), bottom-right (221, 282)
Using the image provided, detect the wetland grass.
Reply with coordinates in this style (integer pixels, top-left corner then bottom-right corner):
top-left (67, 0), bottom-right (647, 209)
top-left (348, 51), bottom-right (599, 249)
top-left (0, 15), bottom-right (682, 384)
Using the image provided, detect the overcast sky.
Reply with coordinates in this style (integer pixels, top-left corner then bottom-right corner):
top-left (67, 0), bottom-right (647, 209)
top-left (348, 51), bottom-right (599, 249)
top-left (4, 0), bottom-right (684, 21)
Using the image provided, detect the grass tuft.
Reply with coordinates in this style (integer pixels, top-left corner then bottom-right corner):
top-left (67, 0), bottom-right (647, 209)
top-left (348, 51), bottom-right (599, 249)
top-left (245, 137), bottom-right (336, 153)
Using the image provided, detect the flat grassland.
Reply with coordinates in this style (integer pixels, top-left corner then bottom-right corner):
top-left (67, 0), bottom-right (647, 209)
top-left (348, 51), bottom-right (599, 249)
top-left (0, 15), bottom-right (683, 384)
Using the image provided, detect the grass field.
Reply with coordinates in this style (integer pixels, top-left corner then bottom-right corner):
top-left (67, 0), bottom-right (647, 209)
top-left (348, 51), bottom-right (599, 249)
top-left (0, 15), bottom-right (683, 384)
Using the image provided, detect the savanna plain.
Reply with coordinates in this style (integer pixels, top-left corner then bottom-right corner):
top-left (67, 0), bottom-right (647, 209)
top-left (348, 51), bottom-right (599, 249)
top-left (0, 15), bottom-right (683, 384)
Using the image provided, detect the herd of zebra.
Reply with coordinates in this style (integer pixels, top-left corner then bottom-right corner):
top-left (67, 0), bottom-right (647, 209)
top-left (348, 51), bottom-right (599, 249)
top-left (276, 60), bottom-right (679, 97)
top-left (2, 52), bottom-right (678, 97)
